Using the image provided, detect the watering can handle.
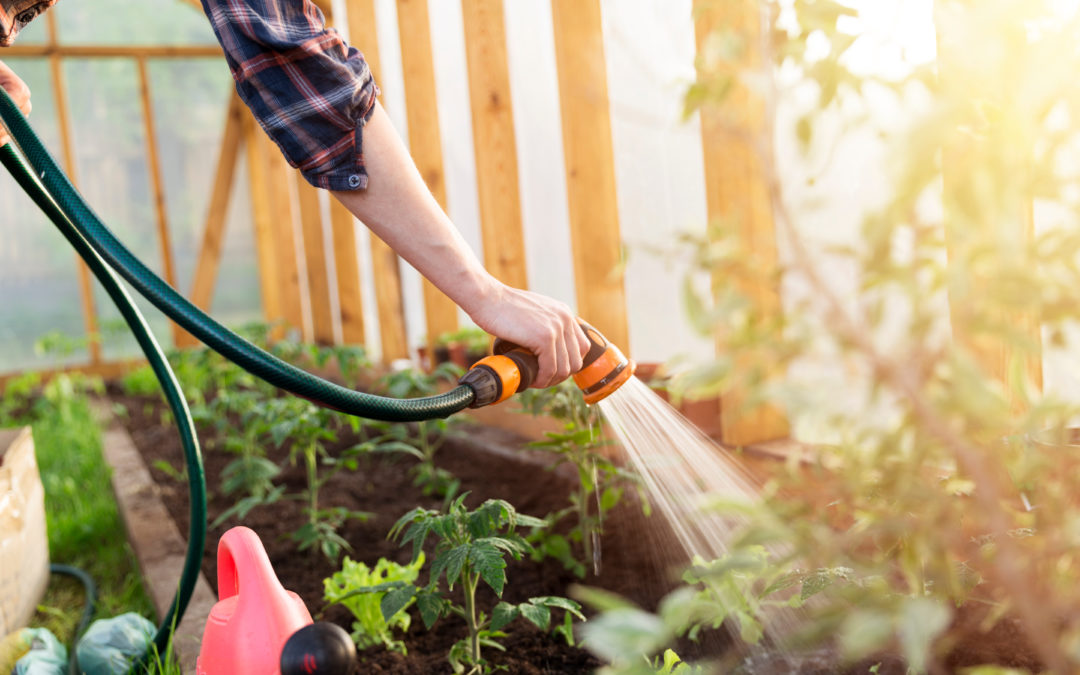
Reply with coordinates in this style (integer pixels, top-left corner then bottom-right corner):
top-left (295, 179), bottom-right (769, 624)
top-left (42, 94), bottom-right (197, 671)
top-left (216, 526), bottom-right (290, 603)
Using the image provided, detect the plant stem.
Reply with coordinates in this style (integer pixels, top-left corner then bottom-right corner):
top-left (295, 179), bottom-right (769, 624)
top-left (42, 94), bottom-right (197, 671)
top-left (305, 443), bottom-right (318, 527)
top-left (578, 466), bottom-right (592, 572)
top-left (463, 571), bottom-right (481, 668)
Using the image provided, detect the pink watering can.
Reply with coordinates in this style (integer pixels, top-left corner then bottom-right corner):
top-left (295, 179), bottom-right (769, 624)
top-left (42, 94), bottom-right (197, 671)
top-left (196, 526), bottom-right (313, 675)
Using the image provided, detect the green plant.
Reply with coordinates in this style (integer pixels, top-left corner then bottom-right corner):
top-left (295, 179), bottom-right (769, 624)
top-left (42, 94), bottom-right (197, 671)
top-left (268, 397), bottom-right (369, 561)
top-left (0, 371), bottom-right (41, 422)
top-left (437, 326), bottom-right (491, 355)
top-left (323, 554), bottom-right (426, 654)
top-left (517, 382), bottom-right (645, 577)
top-left (194, 388), bottom-right (285, 526)
top-left (27, 374), bottom-right (156, 637)
top-left (579, 0), bottom-right (1080, 671)
top-left (386, 494), bottom-right (585, 674)
top-left (377, 364), bottom-right (464, 500)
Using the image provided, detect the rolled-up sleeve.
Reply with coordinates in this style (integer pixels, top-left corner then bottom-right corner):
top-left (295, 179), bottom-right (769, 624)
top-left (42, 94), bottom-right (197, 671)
top-left (200, 0), bottom-right (378, 190)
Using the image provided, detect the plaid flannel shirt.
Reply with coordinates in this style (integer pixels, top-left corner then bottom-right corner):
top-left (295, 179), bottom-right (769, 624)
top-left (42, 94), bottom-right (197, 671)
top-left (0, 0), bottom-right (58, 47)
top-left (200, 0), bottom-right (379, 191)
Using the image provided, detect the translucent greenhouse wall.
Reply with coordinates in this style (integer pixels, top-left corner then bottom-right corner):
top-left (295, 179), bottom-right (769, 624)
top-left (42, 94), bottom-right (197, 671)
top-left (2, 0), bottom-right (1078, 436)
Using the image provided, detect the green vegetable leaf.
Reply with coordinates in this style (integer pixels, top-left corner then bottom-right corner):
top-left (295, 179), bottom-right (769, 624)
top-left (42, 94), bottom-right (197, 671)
top-left (490, 602), bottom-right (520, 631)
top-left (470, 540), bottom-right (507, 596)
top-left (380, 585), bottom-right (416, 623)
top-left (417, 591), bottom-right (445, 630)
top-left (519, 601), bottom-right (551, 631)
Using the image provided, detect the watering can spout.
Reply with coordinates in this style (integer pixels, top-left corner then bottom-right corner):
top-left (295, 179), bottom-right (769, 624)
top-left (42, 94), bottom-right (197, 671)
top-left (196, 526), bottom-right (313, 675)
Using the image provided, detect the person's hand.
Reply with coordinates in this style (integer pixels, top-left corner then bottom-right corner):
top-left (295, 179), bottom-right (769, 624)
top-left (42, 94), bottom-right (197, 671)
top-left (0, 60), bottom-right (31, 146)
top-left (466, 283), bottom-right (590, 389)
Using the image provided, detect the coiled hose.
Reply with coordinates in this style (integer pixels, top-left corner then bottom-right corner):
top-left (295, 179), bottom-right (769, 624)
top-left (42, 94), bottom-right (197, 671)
top-left (0, 86), bottom-right (477, 662)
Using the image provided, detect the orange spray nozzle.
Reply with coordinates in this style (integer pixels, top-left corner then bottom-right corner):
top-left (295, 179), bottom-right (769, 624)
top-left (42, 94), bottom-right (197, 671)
top-left (459, 319), bottom-right (634, 408)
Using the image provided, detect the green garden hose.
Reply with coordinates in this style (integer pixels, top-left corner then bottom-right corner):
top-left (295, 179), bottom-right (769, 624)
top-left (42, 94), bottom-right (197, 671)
top-left (0, 89), bottom-right (476, 423)
top-left (0, 141), bottom-right (205, 660)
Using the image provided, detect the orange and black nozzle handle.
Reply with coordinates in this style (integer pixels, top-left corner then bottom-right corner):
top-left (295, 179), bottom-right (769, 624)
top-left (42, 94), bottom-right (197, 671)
top-left (459, 319), bottom-right (636, 408)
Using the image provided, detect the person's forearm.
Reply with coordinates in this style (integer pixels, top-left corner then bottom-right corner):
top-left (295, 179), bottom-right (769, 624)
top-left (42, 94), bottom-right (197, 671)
top-left (331, 101), bottom-right (497, 318)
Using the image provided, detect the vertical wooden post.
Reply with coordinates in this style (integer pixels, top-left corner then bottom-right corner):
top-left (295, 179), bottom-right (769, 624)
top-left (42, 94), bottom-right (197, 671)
top-left (694, 0), bottom-right (789, 445)
top-left (937, 3), bottom-right (1042, 399)
top-left (183, 94), bottom-right (245, 346)
top-left (329, 201), bottom-right (365, 345)
top-left (397, 0), bottom-right (459, 348)
top-left (47, 13), bottom-right (102, 363)
top-left (550, 0), bottom-right (629, 350)
top-left (295, 176), bottom-right (336, 344)
top-left (461, 0), bottom-right (527, 289)
top-left (241, 115), bottom-right (284, 329)
top-left (262, 134), bottom-right (305, 337)
top-left (346, 0), bottom-right (409, 360)
top-left (136, 57), bottom-right (183, 346)
top-left (318, 3), bottom-right (365, 347)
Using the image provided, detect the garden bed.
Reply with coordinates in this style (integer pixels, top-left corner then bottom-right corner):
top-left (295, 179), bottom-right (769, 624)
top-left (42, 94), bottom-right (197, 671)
top-left (111, 385), bottom-right (1042, 674)
top-left (113, 390), bottom-right (709, 674)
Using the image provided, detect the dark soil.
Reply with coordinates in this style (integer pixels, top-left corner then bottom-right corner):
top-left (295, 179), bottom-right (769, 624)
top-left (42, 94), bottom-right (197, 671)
top-left (114, 392), bottom-right (703, 674)
top-left (111, 391), bottom-right (1040, 674)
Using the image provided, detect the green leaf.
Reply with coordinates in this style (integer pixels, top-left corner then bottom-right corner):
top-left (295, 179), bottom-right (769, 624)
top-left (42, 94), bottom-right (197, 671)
top-left (380, 585), bottom-right (416, 622)
top-left (470, 541), bottom-right (507, 596)
top-left (490, 602), bottom-right (520, 631)
top-left (529, 596), bottom-right (586, 622)
top-left (434, 544), bottom-right (470, 588)
top-left (838, 609), bottom-right (893, 663)
top-left (417, 591), bottom-right (445, 630)
top-left (572, 585), bottom-right (637, 612)
top-left (898, 597), bottom-right (951, 673)
top-left (578, 607), bottom-right (668, 664)
top-left (519, 601), bottom-right (551, 631)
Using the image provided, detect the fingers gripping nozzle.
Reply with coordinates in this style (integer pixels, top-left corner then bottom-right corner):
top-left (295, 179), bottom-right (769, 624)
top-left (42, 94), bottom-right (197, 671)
top-left (459, 319), bottom-right (635, 408)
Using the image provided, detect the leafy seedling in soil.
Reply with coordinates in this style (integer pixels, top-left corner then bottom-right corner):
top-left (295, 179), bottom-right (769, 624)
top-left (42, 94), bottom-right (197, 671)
top-left (190, 388), bottom-right (286, 527)
top-left (377, 363), bottom-right (464, 501)
top-left (323, 554), bottom-right (426, 654)
top-left (387, 494), bottom-right (585, 674)
top-left (517, 382), bottom-right (647, 577)
top-left (269, 396), bottom-right (371, 561)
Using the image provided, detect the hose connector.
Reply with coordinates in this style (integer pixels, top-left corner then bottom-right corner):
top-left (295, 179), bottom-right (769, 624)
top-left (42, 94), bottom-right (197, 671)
top-left (459, 319), bottom-right (635, 408)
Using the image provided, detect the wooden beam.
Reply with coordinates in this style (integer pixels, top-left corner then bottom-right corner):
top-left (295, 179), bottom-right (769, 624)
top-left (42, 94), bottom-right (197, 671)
top-left (330, 201), bottom-right (366, 345)
top-left (187, 94), bottom-right (244, 327)
top-left (136, 57), bottom-right (183, 347)
top-left (3, 45), bottom-right (223, 58)
top-left (347, 0), bottom-right (410, 361)
top-left (550, 0), bottom-right (628, 349)
top-left (295, 175), bottom-right (336, 344)
top-left (262, 133), bottom-right (305, 336)
top-left (461, 0), bottom-right (527, 289)
top-left (0, 358), bottom-right (146, 391)
top-left (46, 13), bottom-right (101, 364)
top-left (694, 0), bottom-right (790, 446)
top-left (397, 0), bottom-right (459, 347)
top-left (242, 115), bottom-right (284, 329)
